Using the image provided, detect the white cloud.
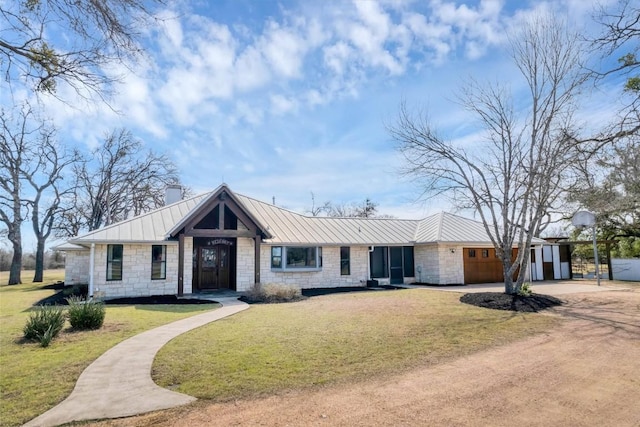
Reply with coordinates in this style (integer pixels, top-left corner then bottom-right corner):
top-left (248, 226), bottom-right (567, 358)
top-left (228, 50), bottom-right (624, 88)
top-left (234, 46), bottom-right (272, 92)
top-left (270, 94), bottom-right (298, 115)
top-left (261, 21), bottom-right (309, 78)
top-left (323, 41), bottom-right (353, 75)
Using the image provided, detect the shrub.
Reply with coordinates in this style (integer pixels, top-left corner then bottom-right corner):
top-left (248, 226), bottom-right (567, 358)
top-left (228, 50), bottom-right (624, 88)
top-left (23, 305), bottom-right (65, 347)
top-left (245, 283), bottom-right (304, 303)
top-left (517, 282), bottom-right (533, 297)
top-left (62, 284), bottom-right (88, 298)
top-left (67, 296), bottom-right (106, 330)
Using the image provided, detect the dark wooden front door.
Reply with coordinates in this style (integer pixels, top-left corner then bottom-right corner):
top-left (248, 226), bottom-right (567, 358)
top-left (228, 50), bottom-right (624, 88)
top-left (198, 244), bottom-right (230, 290)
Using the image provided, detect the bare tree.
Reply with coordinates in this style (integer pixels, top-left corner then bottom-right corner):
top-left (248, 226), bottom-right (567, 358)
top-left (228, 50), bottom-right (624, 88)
top-left (307, 192), bottom-right (383, 218)
top-left (0, 105), bottom-right (33, 284)
top-left (24, 125), bottom-right (78, 282)
top-left (1, 0), bottom-right (161, 100)
top-left (587, 0), bottom-right (640, 144)
top-left (350, 198), bottom-right (378, 218)
top-left (0, 103), bottom-right (77, 283)
top-left (390, 15), bottom-right (588, 294)
top-left (306, 192), bottom-right (332, 217)
top-left (56, 129), bottom-right (180, 235)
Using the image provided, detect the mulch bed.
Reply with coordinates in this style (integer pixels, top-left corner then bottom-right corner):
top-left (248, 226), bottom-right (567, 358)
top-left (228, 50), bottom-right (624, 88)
top-left (239, 295), bottom-right (308, 304)
top-left (105, 295), bottom-right (216, 305)
top-left (460, 292), bottom-right (563, 312)
top-left (35, 290), bottom-right (217, 306)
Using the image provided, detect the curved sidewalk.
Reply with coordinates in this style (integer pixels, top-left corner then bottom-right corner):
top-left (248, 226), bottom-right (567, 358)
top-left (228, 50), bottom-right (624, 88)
top-left (25, 298), bottom-right (249, 427)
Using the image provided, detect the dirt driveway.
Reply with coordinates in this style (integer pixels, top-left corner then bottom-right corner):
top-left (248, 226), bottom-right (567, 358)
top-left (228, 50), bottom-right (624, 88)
top-left (95, 287), bottom-right (640, 427)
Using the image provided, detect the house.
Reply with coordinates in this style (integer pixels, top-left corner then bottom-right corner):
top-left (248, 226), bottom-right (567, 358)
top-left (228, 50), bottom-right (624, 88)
top-left (57, 184), bottom-right (549, 299)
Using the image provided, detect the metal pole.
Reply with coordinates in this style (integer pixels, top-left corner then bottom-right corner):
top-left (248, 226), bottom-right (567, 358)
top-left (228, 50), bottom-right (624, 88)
top-left (592, 226), bottom-right (600, 286)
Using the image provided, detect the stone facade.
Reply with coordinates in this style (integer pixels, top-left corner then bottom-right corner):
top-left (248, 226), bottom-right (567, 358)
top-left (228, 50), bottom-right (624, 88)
top-left (64, 250), bottom-right (90, 285)
top-left (236, 237), bottom-right (256, 291)
top-left (183, 237), bottom-right (193, 294)
top-left (414, 244), bottom-right (464, 285)
top-left (64, 241), bottom-right (448, 297)
top-left (92, 243), bottom-right (179, 298)
top-left (259, 245), bottom-right (370, 289)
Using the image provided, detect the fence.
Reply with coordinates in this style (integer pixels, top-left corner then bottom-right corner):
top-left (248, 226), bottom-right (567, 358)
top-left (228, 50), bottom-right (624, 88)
top-left (611, 258), bottom-right (640, 281)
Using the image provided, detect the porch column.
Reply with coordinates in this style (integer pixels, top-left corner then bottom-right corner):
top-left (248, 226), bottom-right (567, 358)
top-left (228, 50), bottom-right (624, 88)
top-left (89, 243), bottom-right (95, 298)
top-left (254, 234), bottom-right (261, 284)
top-left (606, 242), bottom-right (613, 280)
top-left (178, 234), bottom-right (184, 296)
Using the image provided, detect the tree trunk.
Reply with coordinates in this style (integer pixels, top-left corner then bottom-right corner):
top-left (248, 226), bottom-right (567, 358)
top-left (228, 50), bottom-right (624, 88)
top-left (503, 264), bottom-right (516, 294)
top-left (8, 242), bottom-right (22, 285)
top-left (33, 238), bottom-right (45, 282)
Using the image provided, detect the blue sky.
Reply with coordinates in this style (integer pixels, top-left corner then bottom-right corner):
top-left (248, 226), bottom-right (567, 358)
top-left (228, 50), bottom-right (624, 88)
top-left (3, 0), bottom-right (626, 251)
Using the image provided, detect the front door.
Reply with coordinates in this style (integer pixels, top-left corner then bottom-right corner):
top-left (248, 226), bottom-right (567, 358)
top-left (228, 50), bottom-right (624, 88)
top-left (198, 244), bottom-right (230, 290)
top-left (390, 246), bottom-right (404, 285)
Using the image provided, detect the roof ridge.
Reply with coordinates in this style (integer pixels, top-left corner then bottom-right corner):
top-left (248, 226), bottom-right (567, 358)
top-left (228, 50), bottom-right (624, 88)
top-left (436, 211), bottom-right (445, 241)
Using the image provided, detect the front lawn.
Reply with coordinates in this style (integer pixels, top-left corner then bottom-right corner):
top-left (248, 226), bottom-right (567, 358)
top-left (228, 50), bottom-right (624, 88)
top-left (153, 289), bottom-right (558, 401)
top-left (0, 270), bottom-right (219, 427)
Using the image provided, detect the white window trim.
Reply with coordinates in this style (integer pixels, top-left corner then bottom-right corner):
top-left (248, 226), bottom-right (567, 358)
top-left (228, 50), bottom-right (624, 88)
top-left (271, 246), bottom-right (323, 272)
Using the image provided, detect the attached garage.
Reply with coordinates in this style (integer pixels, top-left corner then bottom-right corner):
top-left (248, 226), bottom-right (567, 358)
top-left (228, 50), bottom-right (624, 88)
top-left (463, 247), bottom-right (518, 284)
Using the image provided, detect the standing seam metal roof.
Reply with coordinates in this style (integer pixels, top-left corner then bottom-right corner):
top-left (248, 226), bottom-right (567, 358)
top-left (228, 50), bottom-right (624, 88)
top-left (68, 188), bottom-right (541, 246)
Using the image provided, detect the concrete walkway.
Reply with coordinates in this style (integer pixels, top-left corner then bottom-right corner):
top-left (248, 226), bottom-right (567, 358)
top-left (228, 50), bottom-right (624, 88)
top-left (25, 298), bottom-right (249, 427)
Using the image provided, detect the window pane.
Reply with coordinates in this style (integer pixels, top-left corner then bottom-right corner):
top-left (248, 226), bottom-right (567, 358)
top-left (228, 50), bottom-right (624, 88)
top-left (286, 247), bottom-right (317, 268)
top-left (107, 244), bottom-right (123, 280)
top-left (271, 246), bottom-right (282, 268)
top-left (340, 247), bottom-right (350, 276)
top-left (151, 245), bottom-right (166, 279)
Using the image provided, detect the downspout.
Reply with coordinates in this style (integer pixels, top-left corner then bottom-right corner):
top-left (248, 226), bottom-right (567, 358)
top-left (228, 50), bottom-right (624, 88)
top-left (367, 246), bottom-right (375, 283)
top-left (89, 243), bottom-right (95, 299)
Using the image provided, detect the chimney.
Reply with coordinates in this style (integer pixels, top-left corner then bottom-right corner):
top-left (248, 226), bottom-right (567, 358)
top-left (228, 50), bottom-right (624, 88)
top-left (165, 184), bottom-right (182, 205)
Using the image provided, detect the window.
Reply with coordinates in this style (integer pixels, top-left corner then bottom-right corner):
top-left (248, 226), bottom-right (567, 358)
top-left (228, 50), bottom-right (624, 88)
top-left (107, 244), bottom-right (123, 281)
top-left (286, 247), bottom-right (317, 268)
top-left (340, 247), bottom-right (350, 275)
top-left (482, 249), bottom-right (489, 258)
top-left (271, 246), bottom-right (322, 270)
top-left (271, 246), bottom-right (282, 268)
top-left (403, 246), bottom-right (414, 277)
top-left (151, 245), bottom-right (166, 280)
top-left (468, 249), bottom-right (476, 258)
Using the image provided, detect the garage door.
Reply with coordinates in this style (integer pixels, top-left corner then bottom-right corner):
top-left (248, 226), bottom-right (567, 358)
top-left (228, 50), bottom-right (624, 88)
top-left (463, 248), bottom-right (518, 284)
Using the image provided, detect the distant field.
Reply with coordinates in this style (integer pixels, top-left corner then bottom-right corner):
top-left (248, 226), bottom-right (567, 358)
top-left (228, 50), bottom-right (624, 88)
top-left (0, 269), bottom-right (65, 285)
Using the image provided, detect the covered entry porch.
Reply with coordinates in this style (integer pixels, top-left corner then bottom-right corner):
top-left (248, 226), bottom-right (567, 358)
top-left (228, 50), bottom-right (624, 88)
top-left (167, 186), bottom-right (272, 296)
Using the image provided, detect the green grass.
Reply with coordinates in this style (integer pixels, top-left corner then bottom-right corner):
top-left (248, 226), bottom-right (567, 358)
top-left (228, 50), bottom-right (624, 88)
top-left (0, 270), bottom-right (220, 427)
top-left (154, 289), bottom-right (558, 401)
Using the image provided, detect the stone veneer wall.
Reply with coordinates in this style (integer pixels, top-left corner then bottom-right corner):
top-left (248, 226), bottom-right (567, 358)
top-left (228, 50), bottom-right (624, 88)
top-left (235, 237), bottom-right (256, 292)
top-left (64, 250), bottom-right (90, 285)
top-left (183, 236), bottom-right (193, 294)
top-left (414, 244), bottom-right (464, 285)
top-left (93, 243), bottom-right (180, 298)
top-left (258, 245), bottom-right (370, 289)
